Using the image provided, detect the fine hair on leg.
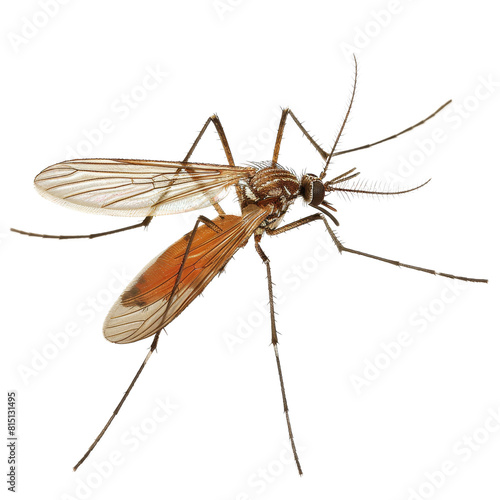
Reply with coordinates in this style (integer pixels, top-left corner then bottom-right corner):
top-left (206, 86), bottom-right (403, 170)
top-left (255, 235), bottom-right (303, 475)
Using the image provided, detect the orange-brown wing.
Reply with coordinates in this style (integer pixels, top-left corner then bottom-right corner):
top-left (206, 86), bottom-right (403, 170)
top-left (104, 205), bottom-right (271, 343)
top-left (35, 159), bottom-right (256, 217)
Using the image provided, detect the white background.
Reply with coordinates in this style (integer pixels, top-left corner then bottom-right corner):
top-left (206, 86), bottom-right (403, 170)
top-left (1, 1), bottom-right (499, 499)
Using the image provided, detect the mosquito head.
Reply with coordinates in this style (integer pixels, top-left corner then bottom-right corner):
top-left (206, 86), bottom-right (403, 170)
top-left (300, 173), bottom-right (340, 226)
top-left (300, 173), bottom-right (325, 205)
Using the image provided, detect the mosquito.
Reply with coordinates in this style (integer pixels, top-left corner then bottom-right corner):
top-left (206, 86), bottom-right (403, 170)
top-left (11, 58), bottom-right (487, 475)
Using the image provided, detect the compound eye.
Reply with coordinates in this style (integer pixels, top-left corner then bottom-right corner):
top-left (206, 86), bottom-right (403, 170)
top-left (301, 174), bottom-right (323, 204)
top-left (310, 180), bottom-right (325, 206)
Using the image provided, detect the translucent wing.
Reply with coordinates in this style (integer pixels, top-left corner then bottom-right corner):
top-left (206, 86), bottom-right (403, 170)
top-left (104, 204), bottom-right (271, 343)
top-left (34, 159), bottom-right (256, 217)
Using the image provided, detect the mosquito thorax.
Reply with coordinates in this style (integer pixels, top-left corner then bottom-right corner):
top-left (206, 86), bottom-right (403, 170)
top-left (300, 173), bottom-right (325, 206)
top-left (244, 164), bottom-right (300, 202)
top-left (239, 163), bottom-right (301, 231)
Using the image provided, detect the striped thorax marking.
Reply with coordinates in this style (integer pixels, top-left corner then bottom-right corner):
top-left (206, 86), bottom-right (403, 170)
top-left (240, 164), bottom-right (301, 230)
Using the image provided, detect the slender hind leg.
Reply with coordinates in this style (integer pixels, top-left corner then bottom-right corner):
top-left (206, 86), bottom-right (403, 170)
top-left (10, 217), bottom-right (154, 240)
top-left (255, 234), bottom-right (303, 475)
top-left (72, 215), bottom-right (221, 471)
top-left (73, 331), bottom-right (160, 471)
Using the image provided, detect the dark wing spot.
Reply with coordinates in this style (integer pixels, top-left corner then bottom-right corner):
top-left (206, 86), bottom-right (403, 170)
top-left (121, 278), bottom-right (147, 308)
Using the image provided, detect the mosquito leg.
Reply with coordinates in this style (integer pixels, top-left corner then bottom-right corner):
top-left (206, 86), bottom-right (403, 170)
top-left (255, 235), bottom-right (303, 475)
top-left (273, 100), bottom-right (452, 173)
top-left (73, 215), bottom-right (220, 471)
top-left (331, 100), bottom-right (452, 158)
top-left (268, 214), bottom-right (487, 282)
top-left (184, 114), bottom-right (236, 166)
top-left (266, 214), bottom-right (323, 236)
top-left (73, 331), bottom-right (160, 471)
top-left (10, 187), bottom-right (221, 241)
top-left (10, 216), bottom-right (153, 240)
top-left (272, 99), bottom-right (451, 166)
top-left (273, 108), bottom-right (329, 164)
top-left (317, 215), bottom-right (488, 283)
top-left (273, 61), bottom-right (451, 175)
top-left (182, 114), bottom-right (239, 216)
top-left (272, 56), bottom-right (358, 165)
top-left (320, 217), bottom-right (488, 282)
